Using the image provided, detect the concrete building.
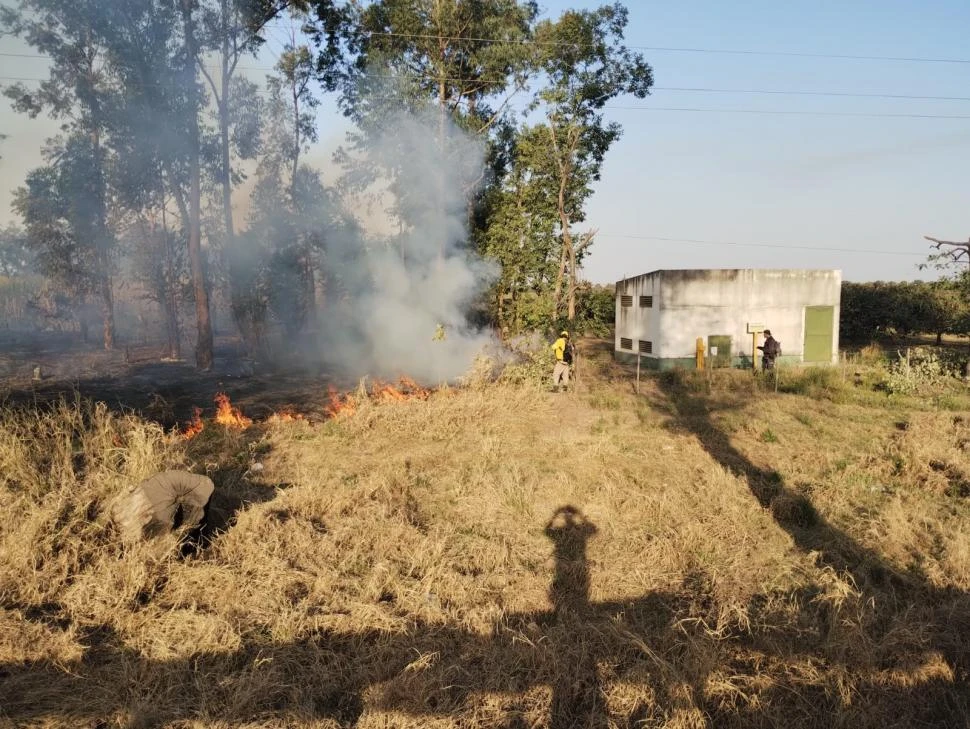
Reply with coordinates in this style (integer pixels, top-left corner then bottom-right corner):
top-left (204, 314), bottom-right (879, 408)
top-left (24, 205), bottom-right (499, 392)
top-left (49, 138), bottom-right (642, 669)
top-left (614, 269), bottom-right (841, 369)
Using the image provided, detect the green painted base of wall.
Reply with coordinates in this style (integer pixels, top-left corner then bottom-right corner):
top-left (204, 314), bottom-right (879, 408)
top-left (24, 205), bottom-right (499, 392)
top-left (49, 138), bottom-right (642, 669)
top-left (613, 352), bottom-right (809, 370)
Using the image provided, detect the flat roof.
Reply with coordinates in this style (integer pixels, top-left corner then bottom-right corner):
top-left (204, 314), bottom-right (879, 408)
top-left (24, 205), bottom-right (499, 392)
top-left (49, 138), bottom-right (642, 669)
top-left (616, 268), bottom-right (841, 285)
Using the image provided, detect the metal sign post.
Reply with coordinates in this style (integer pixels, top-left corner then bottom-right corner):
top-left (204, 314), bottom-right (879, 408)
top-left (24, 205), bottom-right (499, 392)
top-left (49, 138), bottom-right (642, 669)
top-left (747, 323), bottom-right (765, 372)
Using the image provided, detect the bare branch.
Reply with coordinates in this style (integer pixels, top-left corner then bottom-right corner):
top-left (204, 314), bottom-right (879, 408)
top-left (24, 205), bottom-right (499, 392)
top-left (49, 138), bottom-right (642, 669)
top-left (576, 228), bottom-right (598, 255)
top-left (198, 61), bottom-right (220, 104)
top-left (924, 235), bottom-right (970, 262)
top-left (477, 80), bottom-right (526, 135)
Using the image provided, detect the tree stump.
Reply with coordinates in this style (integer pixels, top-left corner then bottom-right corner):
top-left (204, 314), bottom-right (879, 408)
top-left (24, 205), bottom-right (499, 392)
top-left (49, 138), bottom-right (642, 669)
top-left (112, 471), bottom-right (215, 542)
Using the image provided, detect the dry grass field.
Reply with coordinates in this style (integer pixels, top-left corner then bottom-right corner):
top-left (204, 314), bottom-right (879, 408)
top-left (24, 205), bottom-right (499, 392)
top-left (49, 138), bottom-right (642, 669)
top-left (2, 339), bottom-right (970, 728)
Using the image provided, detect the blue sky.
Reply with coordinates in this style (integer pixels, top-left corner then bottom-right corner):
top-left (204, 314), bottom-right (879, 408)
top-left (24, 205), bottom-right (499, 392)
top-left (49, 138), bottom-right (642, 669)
top-left (1, 1), bottom-right (967, 284)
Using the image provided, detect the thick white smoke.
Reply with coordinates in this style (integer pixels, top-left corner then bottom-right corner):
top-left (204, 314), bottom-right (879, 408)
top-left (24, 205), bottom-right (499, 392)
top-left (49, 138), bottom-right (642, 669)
top-left (313, 110), bottom-right (499, 384)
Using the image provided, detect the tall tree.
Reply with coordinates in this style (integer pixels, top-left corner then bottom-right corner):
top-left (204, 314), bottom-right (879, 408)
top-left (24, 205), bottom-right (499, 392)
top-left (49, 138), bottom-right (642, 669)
top-left (126, 200), bottom-right (189, 360)
top-left (247, 36), bottom-right (328, 336)
top-left (175, 0), bottom-right (216, 369)
top-left (12, 135), bottom-right (110, 319)
top-left (924, 234), bottom-right (970, 368)
top-left (0, 224), bottom-right (33, 277)
top-left (329, 0), bottom-right (537, 257)
top-left (529, 3), bottom-right (651, 320)
top-left (2, 0), bottom-right (118, 348)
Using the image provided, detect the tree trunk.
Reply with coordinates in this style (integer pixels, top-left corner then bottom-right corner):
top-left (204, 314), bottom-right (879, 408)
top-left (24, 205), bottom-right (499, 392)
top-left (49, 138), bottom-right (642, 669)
top-left (549, 119), bottom-right (574, 323)
top-left (90, 123), bottom-right (115, 350)
top-left (553, 242), bottom-right (566, 321)
top-left (160, 206), bottom-right (181, 359)
top-left (181, 0), bottom-right (214, 370)
top-left (567, 238), bottom-right (577, 321)
top-left (100, 279), bottom-right (115, 351)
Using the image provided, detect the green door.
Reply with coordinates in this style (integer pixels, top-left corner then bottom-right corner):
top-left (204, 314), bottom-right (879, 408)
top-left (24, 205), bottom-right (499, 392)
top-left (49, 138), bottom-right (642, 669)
top-left (804, 306), bottom-right (834, 362)
top-left (708, 335), bottom-right (732, 368)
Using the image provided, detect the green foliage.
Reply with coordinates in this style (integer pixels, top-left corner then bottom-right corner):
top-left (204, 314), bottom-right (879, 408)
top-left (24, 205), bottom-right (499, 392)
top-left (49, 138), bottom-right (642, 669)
top-left (0, 225), bottom-right (33, 276)
top-left (759, 428), bottom-right (778, 444)
top-left (499, 338), bottom-right (556, 387)
top-left (13, 135), bottom-right (111, 297)
top-left (880, 348), bottom-right (961, 395)
top-left (572, 283), bottom-right (615, 336)
top-left (841, 280), bottom-right (970, 343)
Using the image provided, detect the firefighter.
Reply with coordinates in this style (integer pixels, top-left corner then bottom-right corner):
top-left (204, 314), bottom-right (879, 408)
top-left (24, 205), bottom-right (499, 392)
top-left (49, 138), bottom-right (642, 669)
top-left (552, 330), bottom-right (573, 391)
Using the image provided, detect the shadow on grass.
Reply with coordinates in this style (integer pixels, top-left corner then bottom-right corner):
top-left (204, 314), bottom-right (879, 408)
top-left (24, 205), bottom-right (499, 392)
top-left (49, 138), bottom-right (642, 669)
top-left (3, 375), bottom-right (970, 726)
top-left (651, 370), bottom-right (970, 721)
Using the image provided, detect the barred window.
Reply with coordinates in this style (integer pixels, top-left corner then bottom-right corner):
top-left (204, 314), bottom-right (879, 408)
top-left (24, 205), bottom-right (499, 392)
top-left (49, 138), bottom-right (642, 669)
top-left (639, 340), bottom-right (653, 354)
top-left (639, 295), bottom-right (653, 308)
top-left (620, 295), bottom-right (633, 307)
top-left (620, 337), bottom-right (633, 350)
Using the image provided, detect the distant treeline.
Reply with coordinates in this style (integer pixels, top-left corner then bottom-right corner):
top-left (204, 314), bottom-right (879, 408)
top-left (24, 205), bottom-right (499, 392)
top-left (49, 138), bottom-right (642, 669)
top-left (841, 280), bottom-right (969, 344)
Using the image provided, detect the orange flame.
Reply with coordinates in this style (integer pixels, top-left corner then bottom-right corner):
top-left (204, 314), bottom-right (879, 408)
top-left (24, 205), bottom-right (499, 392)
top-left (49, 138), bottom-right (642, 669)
top-left (325, 377), bottom-right (430, 418)
top-left (267, 408), bottom-right (305, 423)
top-left (213, 393), bottom-right (252, 429)
top-left (325, 385), bottom-right (357, 418)
top-left (183, 406), bottom-right (204, 439)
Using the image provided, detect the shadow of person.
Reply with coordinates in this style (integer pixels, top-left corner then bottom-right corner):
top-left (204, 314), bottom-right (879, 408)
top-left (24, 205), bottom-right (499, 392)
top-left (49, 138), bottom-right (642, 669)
top-left (544, 506), bottom-right (608, 729)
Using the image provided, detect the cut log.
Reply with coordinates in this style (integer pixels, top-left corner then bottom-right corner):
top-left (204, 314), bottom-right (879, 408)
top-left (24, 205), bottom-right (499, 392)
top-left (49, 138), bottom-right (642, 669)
top-left (112, 471), bottom-right (215, 542)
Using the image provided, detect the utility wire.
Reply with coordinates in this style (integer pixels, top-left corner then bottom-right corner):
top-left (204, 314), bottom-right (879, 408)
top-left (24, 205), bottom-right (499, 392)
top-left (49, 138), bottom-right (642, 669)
top-left (598, 233), bottom-right (927, 257)
top-left (3, 71), bottom-right (968, 107)
top-left (361, 31), bottom-right (970, 65)
top-left (652, 87), bottom-right (970, 102)
top-left (603, 106), bottom-right (970, 120)
top-left (5, 35), bottom-right (970, 64)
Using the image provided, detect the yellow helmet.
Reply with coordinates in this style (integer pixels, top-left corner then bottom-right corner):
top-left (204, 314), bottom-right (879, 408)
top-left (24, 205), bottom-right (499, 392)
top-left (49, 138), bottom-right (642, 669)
top-left (560, 330), bottom-right (569, 338)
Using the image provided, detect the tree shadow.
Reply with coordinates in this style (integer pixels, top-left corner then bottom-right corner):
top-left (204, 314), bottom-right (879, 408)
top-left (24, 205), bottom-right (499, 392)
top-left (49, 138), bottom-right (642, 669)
top-left (651, 372), bottom-right (970, 723)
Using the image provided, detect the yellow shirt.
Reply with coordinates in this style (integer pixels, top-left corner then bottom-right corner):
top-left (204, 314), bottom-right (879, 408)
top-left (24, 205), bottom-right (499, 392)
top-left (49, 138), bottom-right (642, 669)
top-left (553, 337), bottom-right (568, 362)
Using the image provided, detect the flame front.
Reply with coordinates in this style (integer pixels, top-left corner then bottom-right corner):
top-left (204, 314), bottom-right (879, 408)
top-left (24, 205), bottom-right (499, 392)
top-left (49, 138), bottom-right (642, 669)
top-left (325, 385), bottom-right (358, 418)
top-left (268, 408), bottom-right (305, 423)
top-left (183, 407), bottom-right (204, 439)
top-left (214, 393), bottom-right (252, 428)
top-left (325, 377), bottom-right (430, 418)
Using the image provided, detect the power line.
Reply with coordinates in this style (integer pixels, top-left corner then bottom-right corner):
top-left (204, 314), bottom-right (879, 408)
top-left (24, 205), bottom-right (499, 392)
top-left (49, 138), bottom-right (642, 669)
top-left (6, 35), bottom-right (970, 65)
top-left (603, 106), bottom-right (970, 120)
top-left (653, 87), bottom-right (970, 102)
top-left (4, 70), bottom-right (969, 110)
top-left (598, 233), bottom-right (927, 257)
top-left (4, 74), bottom-right (968, 118)
top-left (362, 31), bottom-right (970, 65)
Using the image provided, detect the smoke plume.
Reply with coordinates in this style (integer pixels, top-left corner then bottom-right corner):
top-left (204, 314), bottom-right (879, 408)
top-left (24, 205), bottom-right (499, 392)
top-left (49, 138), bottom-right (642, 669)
top-left (254, 108), bottom-right (499, 385)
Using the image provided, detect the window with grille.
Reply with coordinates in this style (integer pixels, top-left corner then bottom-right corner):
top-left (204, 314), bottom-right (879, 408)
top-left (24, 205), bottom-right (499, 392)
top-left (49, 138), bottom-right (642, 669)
top-left (620, 337), bottom-right (633, 350)
top-left (620, 295), bottom-right (633, 307)
top-left (639, 295), bottom-right (653, 308)
top-left (639, 340), bottom-right (653, 354)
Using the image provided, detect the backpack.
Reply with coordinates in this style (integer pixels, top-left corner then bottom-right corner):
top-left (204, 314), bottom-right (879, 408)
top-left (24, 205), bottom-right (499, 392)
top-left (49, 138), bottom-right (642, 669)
top-left (769, 339), bottom-right (781, 357)
top-left (563, 342), bottom-right (574, 365)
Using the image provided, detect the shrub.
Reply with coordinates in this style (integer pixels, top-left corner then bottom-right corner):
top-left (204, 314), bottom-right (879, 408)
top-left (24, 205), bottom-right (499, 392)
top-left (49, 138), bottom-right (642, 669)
top-left (499, 336), bottom-right (555, 387)
top-left (881, 348), bottom-right (958, 395)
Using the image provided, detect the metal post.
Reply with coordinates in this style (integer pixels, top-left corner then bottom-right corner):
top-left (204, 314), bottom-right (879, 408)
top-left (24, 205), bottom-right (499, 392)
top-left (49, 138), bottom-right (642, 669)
top-left (636, 351), bottom-right (641, 394)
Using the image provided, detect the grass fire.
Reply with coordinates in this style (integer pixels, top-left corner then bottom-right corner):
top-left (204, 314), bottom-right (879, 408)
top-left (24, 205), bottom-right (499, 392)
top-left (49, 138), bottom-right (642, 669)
top-left (3, 339), bottom-right (970, 728)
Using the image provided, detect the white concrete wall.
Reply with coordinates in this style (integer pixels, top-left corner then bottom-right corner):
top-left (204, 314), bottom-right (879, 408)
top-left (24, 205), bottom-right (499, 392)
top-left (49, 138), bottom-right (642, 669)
top-left (616, 269), bottom-right (841, 364)
top-left (615, 273), bottom-right (661, 359)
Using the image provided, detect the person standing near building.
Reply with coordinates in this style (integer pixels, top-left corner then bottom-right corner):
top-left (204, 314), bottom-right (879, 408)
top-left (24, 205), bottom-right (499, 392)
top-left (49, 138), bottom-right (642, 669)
top-left (757, 329), bottom-right (781, 370)
top-left (552, 330), bottom-right (573, 391)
